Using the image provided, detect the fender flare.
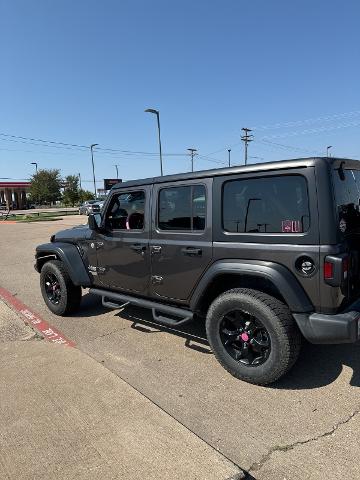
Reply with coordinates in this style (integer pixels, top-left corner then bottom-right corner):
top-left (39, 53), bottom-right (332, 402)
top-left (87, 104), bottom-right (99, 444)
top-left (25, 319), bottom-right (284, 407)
top-left (190, 259), bottom-right (313, 313)
top-left (35, 242), bottom-right (92, 287)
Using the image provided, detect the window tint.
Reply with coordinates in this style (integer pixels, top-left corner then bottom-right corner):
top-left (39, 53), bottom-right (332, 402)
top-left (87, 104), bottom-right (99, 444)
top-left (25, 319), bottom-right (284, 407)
top-left (223, 175), bottom-right (309, 233)
top-left (106, 191), bottom-right (145, 230)
top-left (333, 168), bottom-right (360, 234)
top-left (158, 185), bottom-right (206, 231)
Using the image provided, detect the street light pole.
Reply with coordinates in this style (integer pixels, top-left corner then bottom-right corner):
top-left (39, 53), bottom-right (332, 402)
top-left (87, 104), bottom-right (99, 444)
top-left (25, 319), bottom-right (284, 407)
top-left (145, 108), bottom-right (163, 176)
top-left (228, 149), bottom-right (231, 167)
top-left (30, 162), bottom-right (39, 205)
top-left (114, 164), bottom-right (119, 179)
top-left (326, 145), bottom-right (333, 157)
top-left (187, 148), bottom-right (197, 172)
top-left (90, 144), bottom-right (98, 197)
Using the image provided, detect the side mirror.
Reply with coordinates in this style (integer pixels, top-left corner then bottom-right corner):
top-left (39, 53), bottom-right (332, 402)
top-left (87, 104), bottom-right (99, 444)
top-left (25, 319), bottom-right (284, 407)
top-left (88, 213), bottom-right (101, 231)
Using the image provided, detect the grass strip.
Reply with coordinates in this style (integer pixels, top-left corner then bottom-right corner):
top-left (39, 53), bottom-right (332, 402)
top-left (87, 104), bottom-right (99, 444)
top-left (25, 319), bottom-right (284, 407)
top-left (16, 216), bottom-right (63, 223)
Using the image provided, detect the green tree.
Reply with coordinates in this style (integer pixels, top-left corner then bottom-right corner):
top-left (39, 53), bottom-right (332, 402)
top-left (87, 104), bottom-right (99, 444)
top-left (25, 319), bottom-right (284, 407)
top-left (30, 169), bottom-right (62, 205)
top-left (79, 189), bottom-right (95, 203)
top-left (62, 175), bottom-right (80, 206)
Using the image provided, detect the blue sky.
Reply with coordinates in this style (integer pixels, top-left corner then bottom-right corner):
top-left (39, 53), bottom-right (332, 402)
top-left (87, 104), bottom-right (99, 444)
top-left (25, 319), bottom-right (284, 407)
top-left (1, 0), bottom-right (359, 190)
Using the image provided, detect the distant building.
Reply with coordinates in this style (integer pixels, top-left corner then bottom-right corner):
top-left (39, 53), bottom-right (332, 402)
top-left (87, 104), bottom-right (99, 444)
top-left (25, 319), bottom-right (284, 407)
top-left (0, 181), bottom-right (30, 209)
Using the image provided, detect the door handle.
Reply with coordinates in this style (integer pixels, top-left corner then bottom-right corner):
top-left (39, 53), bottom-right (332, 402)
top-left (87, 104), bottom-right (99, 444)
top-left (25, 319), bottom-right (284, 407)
top-left (181, 247), bottom-right (202, 256)
top-left (130, 244), bottom-right (146, 255)
top-left (151, 246), bottom-right (162, 255)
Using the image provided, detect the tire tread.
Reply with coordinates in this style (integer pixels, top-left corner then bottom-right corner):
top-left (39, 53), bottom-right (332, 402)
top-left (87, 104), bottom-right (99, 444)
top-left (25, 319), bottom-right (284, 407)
top-left (40, 260), bottom-right (81, 316)
top-left (206, 288), bottom-right (301, 385)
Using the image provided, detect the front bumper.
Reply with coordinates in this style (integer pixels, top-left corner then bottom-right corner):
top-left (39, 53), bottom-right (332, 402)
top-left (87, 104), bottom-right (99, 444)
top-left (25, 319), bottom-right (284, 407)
top-left (293, 310), bottom-right (360, 344)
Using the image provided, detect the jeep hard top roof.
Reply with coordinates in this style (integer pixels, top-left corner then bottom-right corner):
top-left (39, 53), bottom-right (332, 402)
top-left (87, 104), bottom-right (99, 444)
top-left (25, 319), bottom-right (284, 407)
top-left (112, 157), bottom-right (360, 190)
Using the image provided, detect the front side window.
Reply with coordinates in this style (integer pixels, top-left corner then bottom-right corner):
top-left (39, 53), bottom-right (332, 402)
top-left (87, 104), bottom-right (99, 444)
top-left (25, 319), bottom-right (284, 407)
top-left (223, 175), bottom-right (310, 233)
top-left (158, 185), bottom-right (206, 231)
top-left (106, 190), bottom-right (145, 231)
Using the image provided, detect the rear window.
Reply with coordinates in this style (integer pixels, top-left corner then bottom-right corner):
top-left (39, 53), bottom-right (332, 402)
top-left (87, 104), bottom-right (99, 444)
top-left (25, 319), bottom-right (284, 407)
top-left (333, 168), bottom-right (360, 234)
top-left (158, 185), bottom-right (206, 231)
top-left (223, 175), bottom-right (310, 234)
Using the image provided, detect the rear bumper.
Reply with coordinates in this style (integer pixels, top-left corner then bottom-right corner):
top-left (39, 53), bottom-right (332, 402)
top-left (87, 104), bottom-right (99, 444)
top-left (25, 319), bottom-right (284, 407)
top-left (293, 310), bottom-right (360, 344)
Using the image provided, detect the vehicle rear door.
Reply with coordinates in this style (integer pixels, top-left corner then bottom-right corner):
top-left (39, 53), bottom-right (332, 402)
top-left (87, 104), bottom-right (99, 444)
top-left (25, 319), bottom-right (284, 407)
top-left (331, 163), bottom-right (360, 302)
top-left (150, 178), bottom-right (213, 302)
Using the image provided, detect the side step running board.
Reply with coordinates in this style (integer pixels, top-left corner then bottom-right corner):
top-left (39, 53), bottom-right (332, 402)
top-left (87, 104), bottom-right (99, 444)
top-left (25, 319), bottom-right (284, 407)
top-left (90, 288), bottom-right (194, 327)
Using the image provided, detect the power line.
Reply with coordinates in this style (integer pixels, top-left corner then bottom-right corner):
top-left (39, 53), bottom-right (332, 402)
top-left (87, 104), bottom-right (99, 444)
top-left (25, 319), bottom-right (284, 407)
top-left (261, 120), bottom-right (360, 140)
top-left (257, 139), bottom-right (324, 156)
top-left (203, 109), bottom-right (360, 158)
top-left (0, 132), bottom-right (230, 167)
top-left (0, 137), bottom-right (89, 152)
top-left (0, 132), bottom-right (88, 149)
top-left (0, 132), bottom-right (185, 157)
top-left (203, 140), bottom-right (243, 157)
top-left (0, 146), bottom-right (91, 157)
top-left (252, 109), bottom-right (360, 131)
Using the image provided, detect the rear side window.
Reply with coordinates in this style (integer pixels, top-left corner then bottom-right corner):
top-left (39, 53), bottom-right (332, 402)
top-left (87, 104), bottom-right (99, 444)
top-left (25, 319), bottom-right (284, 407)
top-left (223, 175), bottom-right (310, 234)
top-left (158, 185), bottom-right (206, 231)
top-left (333, 168), bottom-right (360, 234)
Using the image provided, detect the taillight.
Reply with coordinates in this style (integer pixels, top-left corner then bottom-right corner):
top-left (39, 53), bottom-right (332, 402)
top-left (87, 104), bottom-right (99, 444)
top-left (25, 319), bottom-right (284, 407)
top-left (324, 261), bottom-right (334, 280)
top-left (324, 254), bottom-right (349, 286)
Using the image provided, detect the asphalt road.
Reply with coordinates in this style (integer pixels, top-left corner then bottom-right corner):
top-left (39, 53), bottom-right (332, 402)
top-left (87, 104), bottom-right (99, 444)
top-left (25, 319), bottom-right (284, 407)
top-left (1, 215), bottom-right (360, 479)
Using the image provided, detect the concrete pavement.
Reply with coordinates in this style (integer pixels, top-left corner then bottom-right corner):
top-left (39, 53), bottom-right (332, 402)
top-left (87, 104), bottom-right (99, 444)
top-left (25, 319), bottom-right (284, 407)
top-left (1, 216), bottom-right (360, 479)
top-left (0, 299), bottom-right (243, 480)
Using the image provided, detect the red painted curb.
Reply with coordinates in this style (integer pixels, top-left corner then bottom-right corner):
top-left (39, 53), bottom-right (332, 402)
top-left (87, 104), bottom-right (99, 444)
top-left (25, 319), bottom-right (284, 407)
top-left (0, 287), bottom-right (76, 347)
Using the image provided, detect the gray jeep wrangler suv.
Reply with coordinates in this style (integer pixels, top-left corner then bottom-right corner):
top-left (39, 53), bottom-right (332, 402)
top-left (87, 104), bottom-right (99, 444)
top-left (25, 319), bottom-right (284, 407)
top-left (35, 157), bottom-right (360, 385)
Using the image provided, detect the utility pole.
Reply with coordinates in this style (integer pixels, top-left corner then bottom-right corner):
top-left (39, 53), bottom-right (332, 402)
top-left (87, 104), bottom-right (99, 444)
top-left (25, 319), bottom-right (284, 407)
top-left (114, 164), bottom-right (119, 179)
top-left (78, 173), bottom-right (82, 190)
top-left (228, 149), bottom-right (231, 167)
top-left (241, 128), bottom-right (254, 165)
top-left (187, 148), bottom-right (197, 172)
top-left (90, 143), bottom-right (98, 197)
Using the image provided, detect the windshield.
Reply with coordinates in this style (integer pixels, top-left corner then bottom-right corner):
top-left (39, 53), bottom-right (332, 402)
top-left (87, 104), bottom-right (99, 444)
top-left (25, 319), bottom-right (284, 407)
top-left (333, 168), bottom-right (360, 234)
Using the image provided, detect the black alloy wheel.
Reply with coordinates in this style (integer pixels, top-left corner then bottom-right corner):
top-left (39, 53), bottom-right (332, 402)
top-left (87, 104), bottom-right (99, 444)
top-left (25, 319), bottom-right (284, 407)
top-left (220, 309), bottom-right (271, 366)
top-left (44, 272), bottom-right (62, 305)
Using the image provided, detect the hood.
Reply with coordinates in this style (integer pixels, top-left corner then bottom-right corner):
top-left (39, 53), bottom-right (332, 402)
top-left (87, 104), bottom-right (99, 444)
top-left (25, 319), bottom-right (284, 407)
top-left (53, 224), bottom-right (91, 243)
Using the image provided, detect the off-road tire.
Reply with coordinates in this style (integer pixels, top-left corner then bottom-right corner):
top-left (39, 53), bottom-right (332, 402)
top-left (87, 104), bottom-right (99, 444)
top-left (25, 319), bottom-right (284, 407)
top-left (206, 288), bottom-right (301, 385)
top-left (40, 260), bottom-right (82, 316)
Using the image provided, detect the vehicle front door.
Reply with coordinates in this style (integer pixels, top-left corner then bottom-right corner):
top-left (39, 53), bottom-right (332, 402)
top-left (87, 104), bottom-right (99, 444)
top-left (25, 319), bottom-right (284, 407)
top-left (150, 178), bottom-right (213, 302)
top-left (94, 186), bottom-right (151, 294)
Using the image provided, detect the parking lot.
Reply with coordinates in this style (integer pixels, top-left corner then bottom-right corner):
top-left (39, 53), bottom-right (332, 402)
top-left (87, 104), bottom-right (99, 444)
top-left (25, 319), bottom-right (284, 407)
top-left (1, 215), bottom-right (360, 479)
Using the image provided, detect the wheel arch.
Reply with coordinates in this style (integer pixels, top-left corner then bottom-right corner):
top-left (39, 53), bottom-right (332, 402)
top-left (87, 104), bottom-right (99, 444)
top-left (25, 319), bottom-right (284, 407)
top-left (190, 260), bottom-right (313, 315)
top-left (35, 242), bottom-right (92, 287)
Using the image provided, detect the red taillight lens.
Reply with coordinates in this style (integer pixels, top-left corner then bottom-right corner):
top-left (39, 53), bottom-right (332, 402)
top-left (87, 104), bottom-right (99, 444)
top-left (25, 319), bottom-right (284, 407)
top-left (324, 261), bottom-right (334, 280)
